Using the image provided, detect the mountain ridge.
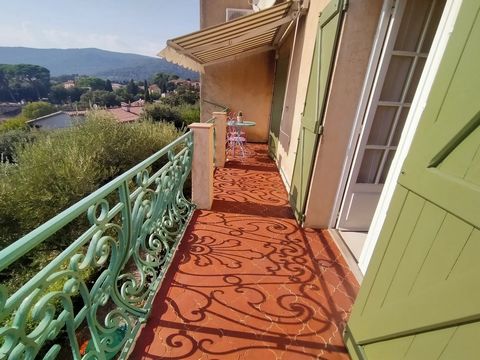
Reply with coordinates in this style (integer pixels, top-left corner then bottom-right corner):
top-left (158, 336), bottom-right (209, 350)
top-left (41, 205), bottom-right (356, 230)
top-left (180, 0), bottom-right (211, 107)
top-left (0, 47), bottom-right (198, 81)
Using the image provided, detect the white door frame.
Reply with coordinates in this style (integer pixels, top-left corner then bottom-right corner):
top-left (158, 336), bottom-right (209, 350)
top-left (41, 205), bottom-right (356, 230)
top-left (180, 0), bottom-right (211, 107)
top-left (358, 0), bottom-right (463, 273)
top-left (337, 0), bottom-right (442, 231)
top-left (336, 0), bottom-right (409, 231)
top-left (329, 0), bottom-right (395, 228)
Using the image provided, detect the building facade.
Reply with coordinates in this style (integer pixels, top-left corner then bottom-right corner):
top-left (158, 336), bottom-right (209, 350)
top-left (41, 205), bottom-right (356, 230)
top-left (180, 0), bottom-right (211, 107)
top-left (161, 0), bottom-right (480, 357)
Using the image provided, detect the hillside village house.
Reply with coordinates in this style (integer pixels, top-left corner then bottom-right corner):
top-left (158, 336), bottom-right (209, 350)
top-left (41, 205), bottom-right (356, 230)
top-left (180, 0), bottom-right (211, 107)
top-left (62, 80), bottom-right (76, 89)
top-left (106, 100), bottom-right (145, 123)
top-left (0, 0), bottom-right (478, 359)
top-left (148, 84), bottom-right (161, 94)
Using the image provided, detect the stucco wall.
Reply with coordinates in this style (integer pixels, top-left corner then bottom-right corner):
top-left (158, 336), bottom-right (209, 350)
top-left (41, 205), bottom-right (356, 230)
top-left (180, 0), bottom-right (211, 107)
top-left (200, 0), bottom-right (251, 28)
top-left (202, 52), bottom-right (275, 142)
top-left (199, 0), bottom-right (276, 143)
top-left (303, 0), bottom-right (384, 228)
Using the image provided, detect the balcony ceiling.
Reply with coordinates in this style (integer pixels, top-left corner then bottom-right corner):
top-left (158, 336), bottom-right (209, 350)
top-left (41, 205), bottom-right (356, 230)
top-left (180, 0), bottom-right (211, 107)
top-left (158, 1), bottom-right (301, 72)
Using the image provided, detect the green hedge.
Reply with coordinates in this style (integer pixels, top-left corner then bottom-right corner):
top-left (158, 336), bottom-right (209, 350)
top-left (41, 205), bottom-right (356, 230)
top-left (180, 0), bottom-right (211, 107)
top-left (0, 129), bottom-right (40, 162)
top-left (142, 102), bottom-right (200, 128)
top-left (1, 110), bottom-right (182, 245)
top-left (0, 112), bottom-right (187, 354)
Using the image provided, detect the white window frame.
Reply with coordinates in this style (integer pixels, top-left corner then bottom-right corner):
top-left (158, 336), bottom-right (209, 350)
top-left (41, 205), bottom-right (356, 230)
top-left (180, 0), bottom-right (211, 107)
top-left (225, 8), bottom-right (254, 22)
top-left (358, 0), bottom-right (463, 274)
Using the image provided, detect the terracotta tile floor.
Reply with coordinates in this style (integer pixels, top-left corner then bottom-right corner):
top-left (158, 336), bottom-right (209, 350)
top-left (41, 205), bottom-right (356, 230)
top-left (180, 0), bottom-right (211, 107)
top-left (131, 144), bottom-right (359, 359)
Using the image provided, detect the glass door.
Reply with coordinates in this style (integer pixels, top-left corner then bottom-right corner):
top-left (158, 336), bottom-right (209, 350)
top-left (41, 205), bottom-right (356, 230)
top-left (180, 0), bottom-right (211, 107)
top-left (338, 0), bottom-right (446, 231)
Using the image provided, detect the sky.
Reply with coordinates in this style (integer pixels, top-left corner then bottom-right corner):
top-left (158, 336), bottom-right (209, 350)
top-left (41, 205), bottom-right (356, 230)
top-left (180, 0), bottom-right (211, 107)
top-left (0, 0), bottom-right (200, 57)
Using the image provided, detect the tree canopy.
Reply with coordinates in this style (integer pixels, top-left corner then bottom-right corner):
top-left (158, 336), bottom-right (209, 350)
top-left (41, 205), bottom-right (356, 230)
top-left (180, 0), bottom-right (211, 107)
top-left (80, 90), bottom-right (120, 107)
top-left (104, 79), bottom-right (113, 92)
top-left (0, 64), bottom-right (51, 102)
top-left (76, 76), bottom-right (106, 91)
top-left (21, 101), bottom-right (56, 120)
top-left (126, 79), bottom-right (139, 96)
top-left (144, 80), bottom-right (151, 103)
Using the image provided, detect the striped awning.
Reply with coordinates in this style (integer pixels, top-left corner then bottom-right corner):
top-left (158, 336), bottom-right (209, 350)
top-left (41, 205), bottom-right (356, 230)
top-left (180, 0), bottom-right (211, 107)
top-left (158, 1), bottom-right (301, 72)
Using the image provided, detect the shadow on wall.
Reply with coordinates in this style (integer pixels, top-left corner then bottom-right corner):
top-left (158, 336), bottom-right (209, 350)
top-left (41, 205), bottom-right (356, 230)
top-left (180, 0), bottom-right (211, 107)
top-left (279, 16), bottom-right (306, 154)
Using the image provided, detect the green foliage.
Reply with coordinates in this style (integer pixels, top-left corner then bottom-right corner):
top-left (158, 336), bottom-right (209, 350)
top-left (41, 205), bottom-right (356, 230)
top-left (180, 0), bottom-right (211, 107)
top-left (163, 85), bottom-right (199, 106)
top-left (80, 90), bottom-right (120, 107)
top-left (0, 113), bottom-right (183, 319)
top-left (0, 111), bottom-right (182, 247)
top-left (49, 84), bottom-right (86, 104)
top-left (0, 64), bottom-right (51, 101)
top-left (150, 91), bottom-right (161, 101)
top-left (151, 72), bottom-right (173, 93)
top-left (177, 104), bottom-right (200, 125)
top-left (105, 79), bottom-right (113, 92)
top-left (114, 87), bottom-right (131, 102)
top-left (51, 74), bottom-right (78, 83)
top-left (141, 102), bottom-right (200, 128)
top-left (48, 84), bottom-right (68, 104)
top-left (0, 68), bottom-right (16, 102)
top-left (142, 103), bottom-right (182, 127)
top-left (126, 79), bottom-right (139, 95)
top-left (76, 76), bottom-right (106, 91)
top-left (144, 79), bottom-right (151, 103)
top-left (0, 115), bottom-right (28, 133)
top-left (21, 101), bottom-right (56, 120)
top-left (0, 129), bottom-right (38, 162)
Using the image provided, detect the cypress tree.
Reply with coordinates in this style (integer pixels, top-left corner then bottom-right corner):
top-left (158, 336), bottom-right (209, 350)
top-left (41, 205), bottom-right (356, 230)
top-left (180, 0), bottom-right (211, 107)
top-left (104, 79), bottom-right (113, 92)
top-left (144, 79), bottom-right (151, 103)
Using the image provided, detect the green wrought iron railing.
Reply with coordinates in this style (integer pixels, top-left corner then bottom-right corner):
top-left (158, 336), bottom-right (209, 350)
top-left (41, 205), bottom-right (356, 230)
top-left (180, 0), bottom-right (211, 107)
top-left (0, 131), bottom-right (194, 359)
top-left (202, 99), bottom-right (229, 113)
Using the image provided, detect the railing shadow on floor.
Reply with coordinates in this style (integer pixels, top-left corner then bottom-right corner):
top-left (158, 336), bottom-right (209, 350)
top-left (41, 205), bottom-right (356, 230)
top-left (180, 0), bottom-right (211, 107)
top-left (0, 132), bottom-right (194, 360)
top-left (131, 145), bottom-right (359, 359)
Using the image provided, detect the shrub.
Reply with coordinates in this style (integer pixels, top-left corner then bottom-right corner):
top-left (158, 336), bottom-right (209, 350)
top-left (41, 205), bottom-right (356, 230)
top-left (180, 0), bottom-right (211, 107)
top-left (177, 103), bottom-right (200, 126)
top-left (0, 110), bottom-right (183, 247)
top-left (142, 102), bottom-right (182, 127)
top-left (21, 101), bottom-right (57, 120)
top-left (0, 112), bottom-right (185, 347)
top-left (163, 86), bottom-right (199, 106)
top-left (0, 115), bottom-right (28, 132)
top-left (142, 102), bottom-right (200, 128)
top-left (0, 129), bottom-right (39, 162)
top-left (0, 162), bottom-right (18, 249)
top-left (80, 90), bottom-right (121, 107)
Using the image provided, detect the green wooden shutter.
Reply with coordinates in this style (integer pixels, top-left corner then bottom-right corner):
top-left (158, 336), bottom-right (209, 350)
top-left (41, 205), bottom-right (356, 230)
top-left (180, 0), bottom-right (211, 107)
top-left (289, 0), bottom-right (345, 223)
top-left (346, 1), bottom-right (480, 358)
top-left (269, 46), bottom-right (290, 158)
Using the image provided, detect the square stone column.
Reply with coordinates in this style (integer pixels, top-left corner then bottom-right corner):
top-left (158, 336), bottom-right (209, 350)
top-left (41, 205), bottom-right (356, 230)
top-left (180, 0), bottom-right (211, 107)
top-left (188, 123), bottom-right (214, 210)
top-left (212, 111), bottom-right (227, 168)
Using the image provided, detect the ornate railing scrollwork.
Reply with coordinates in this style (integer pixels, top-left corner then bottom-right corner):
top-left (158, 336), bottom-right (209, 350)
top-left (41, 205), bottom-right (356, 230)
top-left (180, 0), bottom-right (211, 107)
top-left (0, 131), bottom-right (194, 359)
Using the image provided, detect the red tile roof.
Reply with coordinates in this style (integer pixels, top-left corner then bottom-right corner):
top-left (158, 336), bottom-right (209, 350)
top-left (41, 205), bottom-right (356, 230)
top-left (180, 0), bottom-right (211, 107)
top-left (107, 106), bottom-right (143, 123)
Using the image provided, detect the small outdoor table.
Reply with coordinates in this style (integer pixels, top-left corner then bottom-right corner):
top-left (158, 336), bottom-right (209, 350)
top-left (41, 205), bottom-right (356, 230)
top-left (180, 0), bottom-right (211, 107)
top-left (226, 120), bottom-right (256, 158)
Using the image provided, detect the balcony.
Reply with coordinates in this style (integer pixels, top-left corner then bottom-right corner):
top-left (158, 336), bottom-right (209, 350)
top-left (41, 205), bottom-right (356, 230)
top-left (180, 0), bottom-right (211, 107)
top-left (0, 114), bottom-right (358, 359)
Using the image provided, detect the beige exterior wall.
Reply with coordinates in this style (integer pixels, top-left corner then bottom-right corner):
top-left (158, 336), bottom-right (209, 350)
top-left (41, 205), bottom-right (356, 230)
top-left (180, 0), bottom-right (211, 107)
top-left (303, 0), bottom-right (383, 228)
top-left (200, 0), bottom-right (276, 143)
top-left (202, 53), bottom-right (275, 142)
top-left (274, 0), bottom-right (331, 187)
top-left (200, 0), bottom-right (251, 28)
top-left (198, 0), bottom-right (384, 223)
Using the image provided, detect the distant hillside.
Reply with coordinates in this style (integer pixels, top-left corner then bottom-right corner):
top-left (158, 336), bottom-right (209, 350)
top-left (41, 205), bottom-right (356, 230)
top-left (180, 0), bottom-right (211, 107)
top-left (0, 47), bottom-right (198, 81)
